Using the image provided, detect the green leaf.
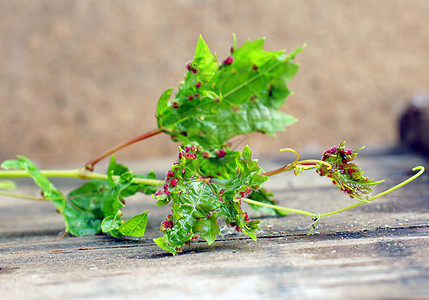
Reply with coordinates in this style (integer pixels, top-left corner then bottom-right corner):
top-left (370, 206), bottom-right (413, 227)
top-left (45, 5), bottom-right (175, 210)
top-left (6, 156), bottom-right (119, 237)
top-left (1, 159), bottom-right (22, 170)
top-left (108, 156), bottom-right (158, 196)
top-left (191, 35), bottom-right (219, 82)
top-left (241, 145), bottom-right (252, 162)
top-left (156, 88), bottom-right (173, 128)
top-left (101, 215), bottom-right (122, 238)
top-left (157, 36), bottom-right (303, 148)
top-left (65, 180), bottom-right (110, 236)
top-left (153, 143), bottom-right (268, 254)
top-left (193, 216), bottom-right (220, 245)
top-left (197, 148), bottom-right (241, 179)
top-left (98, 170), bottom-right (135, 238)
top-left (103, 171), bottom-right (133, 217)
top-left (153, 236), bottom-right (177, 255)
top-left (317, 142), bottom-right (385, 200)
top-left (6, 156), bottom-right (67, 213)
top-left (40, 157), bottom-right (156, 238)
top-left (119, 210), bottom-right (148, 237)
top-left (2, 156), bottom-right (88, 235)
top-left (64, 159), bottom-right (150, 237)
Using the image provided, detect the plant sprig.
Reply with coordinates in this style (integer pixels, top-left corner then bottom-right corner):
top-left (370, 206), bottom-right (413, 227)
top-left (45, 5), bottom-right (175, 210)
top-left (244, 165), bottom-right (425, 219)
top-left (0, 35), bottom-right (425, 255)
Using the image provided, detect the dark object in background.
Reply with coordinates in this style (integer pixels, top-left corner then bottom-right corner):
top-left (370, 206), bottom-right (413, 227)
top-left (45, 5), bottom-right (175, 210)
top-left (399, 93), bottom-right (429, 156)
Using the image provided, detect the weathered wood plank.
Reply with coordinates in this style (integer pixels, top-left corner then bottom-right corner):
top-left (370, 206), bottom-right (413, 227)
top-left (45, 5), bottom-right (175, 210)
top-left (0, 149), bottom-right (428, 299)
top-left (1, 226), bottom-right (428, 299)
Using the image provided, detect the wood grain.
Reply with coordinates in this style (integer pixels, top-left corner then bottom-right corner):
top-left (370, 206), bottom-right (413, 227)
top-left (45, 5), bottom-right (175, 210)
top-left (0, 149), bottom-right (428, 299)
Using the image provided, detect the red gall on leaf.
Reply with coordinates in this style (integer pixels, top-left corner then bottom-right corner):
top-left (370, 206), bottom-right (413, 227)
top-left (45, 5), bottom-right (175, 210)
top-left (223, 56), bottom-right (234, 65)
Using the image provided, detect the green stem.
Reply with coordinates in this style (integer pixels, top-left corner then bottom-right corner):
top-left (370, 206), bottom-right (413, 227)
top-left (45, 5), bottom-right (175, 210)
top-left (242, 198), bottom-right (317, 218)
top-left (262, 147), bottom-right (332, 177)
top-left (245, 166), bottom-right (425, 219)
top-left (0, 190), bottom-right (46, 201)
top-left (262, 160), bottom-right (330, 177)
top-left (0, 168), bottom-right (164, 186)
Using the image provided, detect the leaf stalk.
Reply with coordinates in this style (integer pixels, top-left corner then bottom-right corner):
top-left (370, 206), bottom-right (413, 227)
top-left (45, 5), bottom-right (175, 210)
top-left (261, 147), bottom-right (332, 177)
top-left (85, 128), bottom-right (163, 171)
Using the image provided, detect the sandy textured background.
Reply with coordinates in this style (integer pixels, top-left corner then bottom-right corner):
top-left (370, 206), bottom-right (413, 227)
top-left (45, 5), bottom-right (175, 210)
top-left (1, 1), bottom-right (428, 167)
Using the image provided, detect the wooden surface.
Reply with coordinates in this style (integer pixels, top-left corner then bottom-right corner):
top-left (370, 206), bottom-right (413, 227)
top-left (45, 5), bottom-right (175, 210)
top-left (1, 148), bottom-right (428, 299)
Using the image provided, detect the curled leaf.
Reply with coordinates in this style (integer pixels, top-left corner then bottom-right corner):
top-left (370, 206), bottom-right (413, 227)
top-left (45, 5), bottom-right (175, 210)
top-left (317, 142), bottom-right (384, 200)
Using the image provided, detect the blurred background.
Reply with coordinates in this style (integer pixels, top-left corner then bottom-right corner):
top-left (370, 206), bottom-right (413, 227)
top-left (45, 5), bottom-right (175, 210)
top-left (1, 0), bottom-right (428, 168)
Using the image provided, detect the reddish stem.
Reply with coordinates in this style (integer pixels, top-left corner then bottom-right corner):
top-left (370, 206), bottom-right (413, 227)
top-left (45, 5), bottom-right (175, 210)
top-left (262, 162), bottom-right (318, 177)
top-left (85, 128), bottom-right (163, 171)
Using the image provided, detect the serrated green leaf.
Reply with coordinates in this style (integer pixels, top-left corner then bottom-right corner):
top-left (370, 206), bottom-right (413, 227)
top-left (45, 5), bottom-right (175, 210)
top-left (153, 143), bottom-right (268, 254)
top-left (119, 210), bottom-right (148, 237)
top-left (193, 35), bottom-right (217, 73)
top-left (157, 36), bottom-right (302, 149)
